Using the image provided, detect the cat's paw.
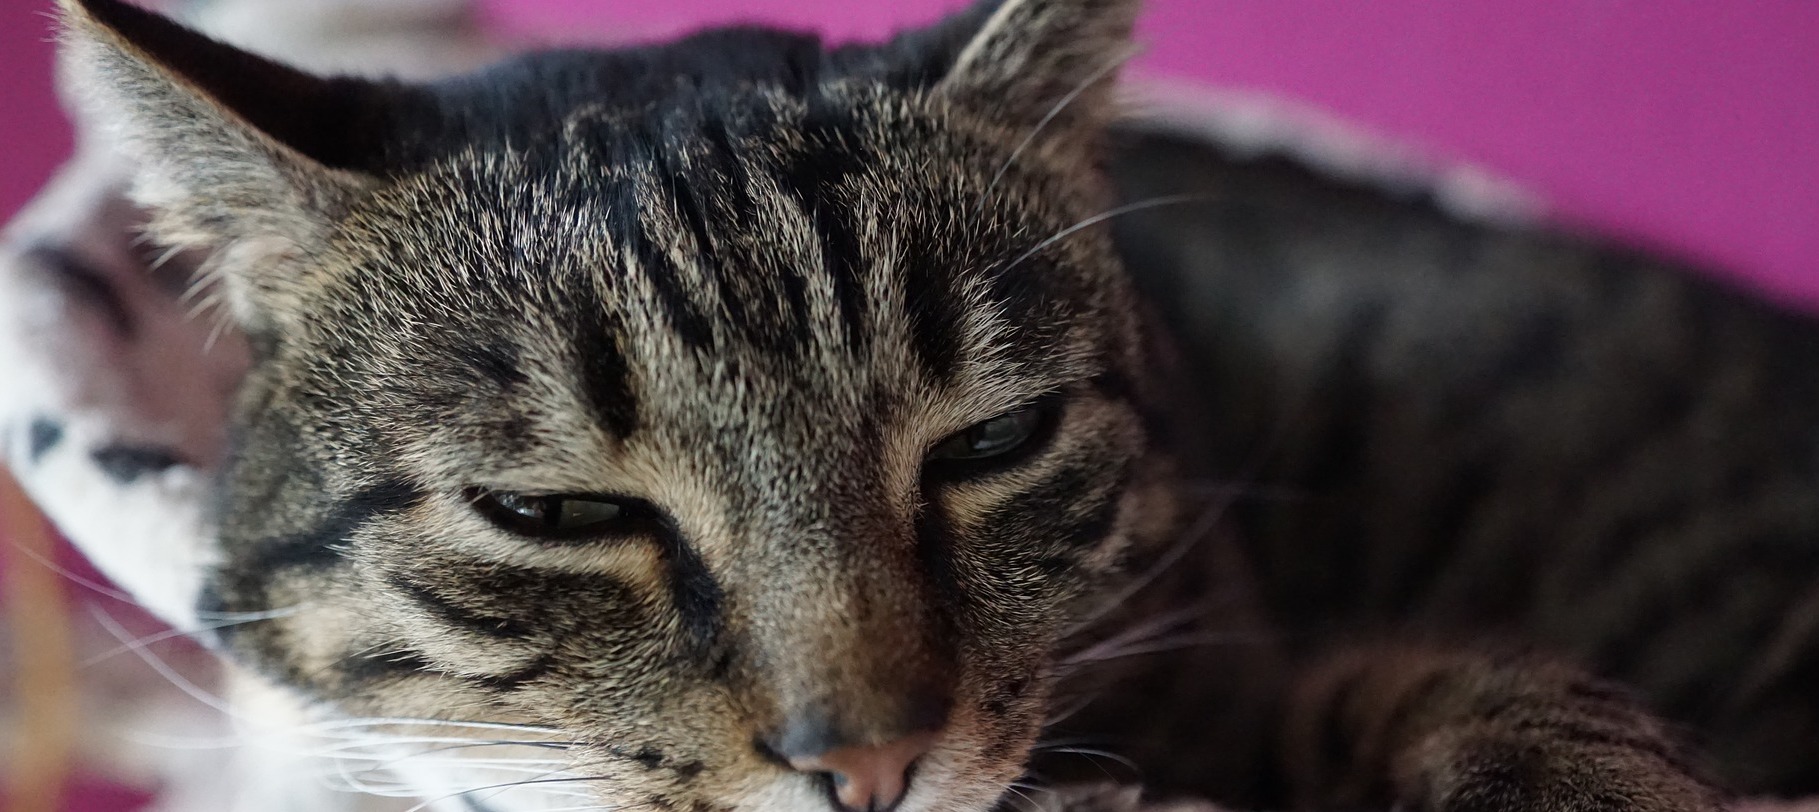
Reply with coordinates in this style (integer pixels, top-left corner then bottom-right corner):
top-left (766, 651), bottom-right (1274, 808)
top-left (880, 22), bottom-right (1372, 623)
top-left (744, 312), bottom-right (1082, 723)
top-left (1012, 784), bottom-right (1226, 812)
top-left (1403, 732), bottom-right (1726, 812)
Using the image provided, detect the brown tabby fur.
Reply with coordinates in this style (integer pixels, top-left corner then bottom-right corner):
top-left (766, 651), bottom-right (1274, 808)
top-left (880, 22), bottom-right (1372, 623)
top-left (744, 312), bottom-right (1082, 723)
top-left (39, 0), bottom-right (1819, 810)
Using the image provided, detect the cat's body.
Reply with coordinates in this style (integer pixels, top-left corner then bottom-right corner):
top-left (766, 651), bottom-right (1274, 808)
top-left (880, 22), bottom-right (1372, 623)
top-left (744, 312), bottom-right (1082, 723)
top-left (1045, 123), bottom-right (1819, 802)
top-left (4, 0), bottom-right (1816, 810)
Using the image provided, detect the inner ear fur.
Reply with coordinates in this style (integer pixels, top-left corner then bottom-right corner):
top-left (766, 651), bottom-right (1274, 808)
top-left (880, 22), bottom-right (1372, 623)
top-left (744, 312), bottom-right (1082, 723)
top-left (55, 0), bottom-right (419, 327)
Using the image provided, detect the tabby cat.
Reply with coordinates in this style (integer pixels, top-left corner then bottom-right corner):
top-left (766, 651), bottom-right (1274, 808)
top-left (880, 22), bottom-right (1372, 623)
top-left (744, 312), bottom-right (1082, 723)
top-left (19, 0), bottom-right (1819, 809)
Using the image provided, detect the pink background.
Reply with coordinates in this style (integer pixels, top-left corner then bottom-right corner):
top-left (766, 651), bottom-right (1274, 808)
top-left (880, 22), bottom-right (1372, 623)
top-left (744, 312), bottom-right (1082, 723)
top-left (4, 1), bottom-right (1816, 302)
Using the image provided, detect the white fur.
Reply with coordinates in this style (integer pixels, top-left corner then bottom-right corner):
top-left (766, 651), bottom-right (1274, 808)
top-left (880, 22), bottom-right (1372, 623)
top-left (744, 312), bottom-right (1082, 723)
top-left (1121, 77), bottom-right (1548, 226)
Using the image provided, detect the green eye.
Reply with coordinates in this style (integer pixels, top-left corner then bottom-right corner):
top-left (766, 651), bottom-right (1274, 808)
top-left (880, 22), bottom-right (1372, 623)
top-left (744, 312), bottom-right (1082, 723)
top-left (470, 490), bottom-right (636, 538)
top-left (928, 406), bottom-right (1049, 463)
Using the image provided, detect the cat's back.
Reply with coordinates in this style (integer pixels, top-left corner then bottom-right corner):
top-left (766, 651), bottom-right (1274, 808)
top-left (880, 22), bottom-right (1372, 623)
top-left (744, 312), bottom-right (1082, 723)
top-left (1104, 120), bottom-right (1819, 792)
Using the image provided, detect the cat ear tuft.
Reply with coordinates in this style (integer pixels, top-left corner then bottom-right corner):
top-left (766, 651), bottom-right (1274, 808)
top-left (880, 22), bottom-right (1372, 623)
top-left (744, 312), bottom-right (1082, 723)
top-left (935, 0), bottom-right (1141, 131)
top-left (55, 0), bottom-right (405, 328)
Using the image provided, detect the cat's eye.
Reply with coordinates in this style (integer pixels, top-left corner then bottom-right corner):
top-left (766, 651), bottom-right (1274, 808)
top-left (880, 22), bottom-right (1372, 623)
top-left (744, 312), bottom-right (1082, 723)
top-left (468, 489), bottom-right (645, 539)
top-left (926, 404), bottom-right (1055, 469)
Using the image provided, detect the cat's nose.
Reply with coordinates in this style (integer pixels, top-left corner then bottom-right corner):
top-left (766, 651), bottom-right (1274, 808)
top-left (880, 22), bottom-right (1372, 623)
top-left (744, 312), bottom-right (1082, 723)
top-left (767, 699), bottom-right (946, 812)
top-left (784, 730), bottom-right (941, 812)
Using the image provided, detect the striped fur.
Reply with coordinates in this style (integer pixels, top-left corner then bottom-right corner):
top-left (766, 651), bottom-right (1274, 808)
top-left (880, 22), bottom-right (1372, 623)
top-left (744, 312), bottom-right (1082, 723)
top-left (29, 0), bottom-right (1819, 810)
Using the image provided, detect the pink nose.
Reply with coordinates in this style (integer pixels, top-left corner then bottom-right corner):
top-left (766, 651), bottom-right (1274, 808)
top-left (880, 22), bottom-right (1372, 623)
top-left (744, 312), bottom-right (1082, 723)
top-left (786, 731), bottom-right (940, 812)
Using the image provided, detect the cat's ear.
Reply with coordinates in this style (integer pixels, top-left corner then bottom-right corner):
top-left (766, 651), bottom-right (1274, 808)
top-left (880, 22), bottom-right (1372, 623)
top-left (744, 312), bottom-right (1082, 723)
top-left (55, 0), bottom-right (408, 328)
top-left (932, 0), bottom-right (1140, 131)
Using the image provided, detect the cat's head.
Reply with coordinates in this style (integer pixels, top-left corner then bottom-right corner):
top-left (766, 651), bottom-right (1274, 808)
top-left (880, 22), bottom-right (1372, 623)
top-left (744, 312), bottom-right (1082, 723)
top-left (58, 0), bottom-right (1177, 809)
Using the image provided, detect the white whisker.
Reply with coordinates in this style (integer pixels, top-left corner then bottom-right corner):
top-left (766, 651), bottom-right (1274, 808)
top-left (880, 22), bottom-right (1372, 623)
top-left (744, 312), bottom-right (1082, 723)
top-left (982, 47), bottom-right (1140, 199)
top-left (1033, 744), bottom-right (1139, 777)
top-left (6, 534), bottom-right (144, 605)
top-left (1068, 630), bottom-right (1268, 666)
top-left (89, 605), bottom-right (239, 717)
top-left (1062, 489), bottom-right (1228, 639)
top-left (997, 194), bottom-right (1208, 282)
top-left (82, 604), bottom-right (302, 667)
top-left (145, 242), bottom-right (187, 272)
top-left (314, 735), bottom-right (571, 753)
top-left (1039, 687), bottom-right (1104, 731)
top-left (303, 716), bottom-right (564, 737)
top-left (399, 773), bottom-right (610, 812)
top-left (1002, 781), bottom-right (1059, 812)
top-left (203, 302), bottom-right (237, 352)
top-left (317, 745), bottom-right (569, 768)
top-left (179, 276), bottom-right (220, 307)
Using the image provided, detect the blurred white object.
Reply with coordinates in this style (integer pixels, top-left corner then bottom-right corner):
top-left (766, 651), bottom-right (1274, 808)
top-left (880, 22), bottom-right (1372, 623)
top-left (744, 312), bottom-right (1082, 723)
top-left (0, 0), bottom-right (497, 809)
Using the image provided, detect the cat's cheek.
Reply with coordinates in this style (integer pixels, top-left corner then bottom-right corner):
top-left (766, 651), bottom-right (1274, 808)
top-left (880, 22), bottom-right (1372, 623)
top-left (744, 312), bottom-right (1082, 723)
top-left (920, 696), bottom-right (1054, 812)
top-left (953, 658), bottom-right (1062, 777)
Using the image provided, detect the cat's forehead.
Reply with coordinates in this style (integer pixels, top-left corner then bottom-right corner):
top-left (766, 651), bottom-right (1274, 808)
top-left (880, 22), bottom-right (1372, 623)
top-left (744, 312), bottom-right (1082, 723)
top-left (304, 89), bottom-right (1124, 482)
top-left (335, 86), bottom-right (1112, 366)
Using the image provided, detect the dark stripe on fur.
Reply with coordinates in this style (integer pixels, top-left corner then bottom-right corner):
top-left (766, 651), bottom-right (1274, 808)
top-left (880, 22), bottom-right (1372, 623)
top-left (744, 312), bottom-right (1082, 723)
top-left (661, 152), bottom-right (723, 270)
top-left (899, 241), bottom-right (964, 382)
top-left (340, 645), bottom-right (553, 694)
top-left (466, 653), bottom-right (557, 692)
top-left (242, 480), bottom-right (423, 574)
top-left (340, 649), bottom-right (439, 684)
top-left (763, 263), bottom-right (814, 354)
top-left (574, 305), bottom-right (641, 440)
top-left (387, 572), bottom-right (536, 640)
top-left (196, 481), bottom-right (423, 658)
top-left (915, 501), bottom-right (963, 616)
top-left (1088, 371), bottom-right (1134, 406)
top-left (1060, 482), bottom-right (1126, 555)
top-left (669, 146), bottom-right (812, 355)
top-left (983, 253), bottom-right (1075, 360)
top-left (456, 341), bottom-right (528, 389)
top-left (600, 164), bottom-right (715, 351)
top-left (625, 212), bottom-right (717, 352)
top-left (998, 453), bottom-right (1129, 557)
top-left (658, 520), bottom-right (727, 660)
top-left (771, 130), bottom-right (872, 350)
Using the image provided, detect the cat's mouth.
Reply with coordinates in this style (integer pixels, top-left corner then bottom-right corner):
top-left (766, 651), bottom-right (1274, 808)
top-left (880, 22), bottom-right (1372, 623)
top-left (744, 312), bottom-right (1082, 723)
top-left (357, 703), bottom-right (1037, 812)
